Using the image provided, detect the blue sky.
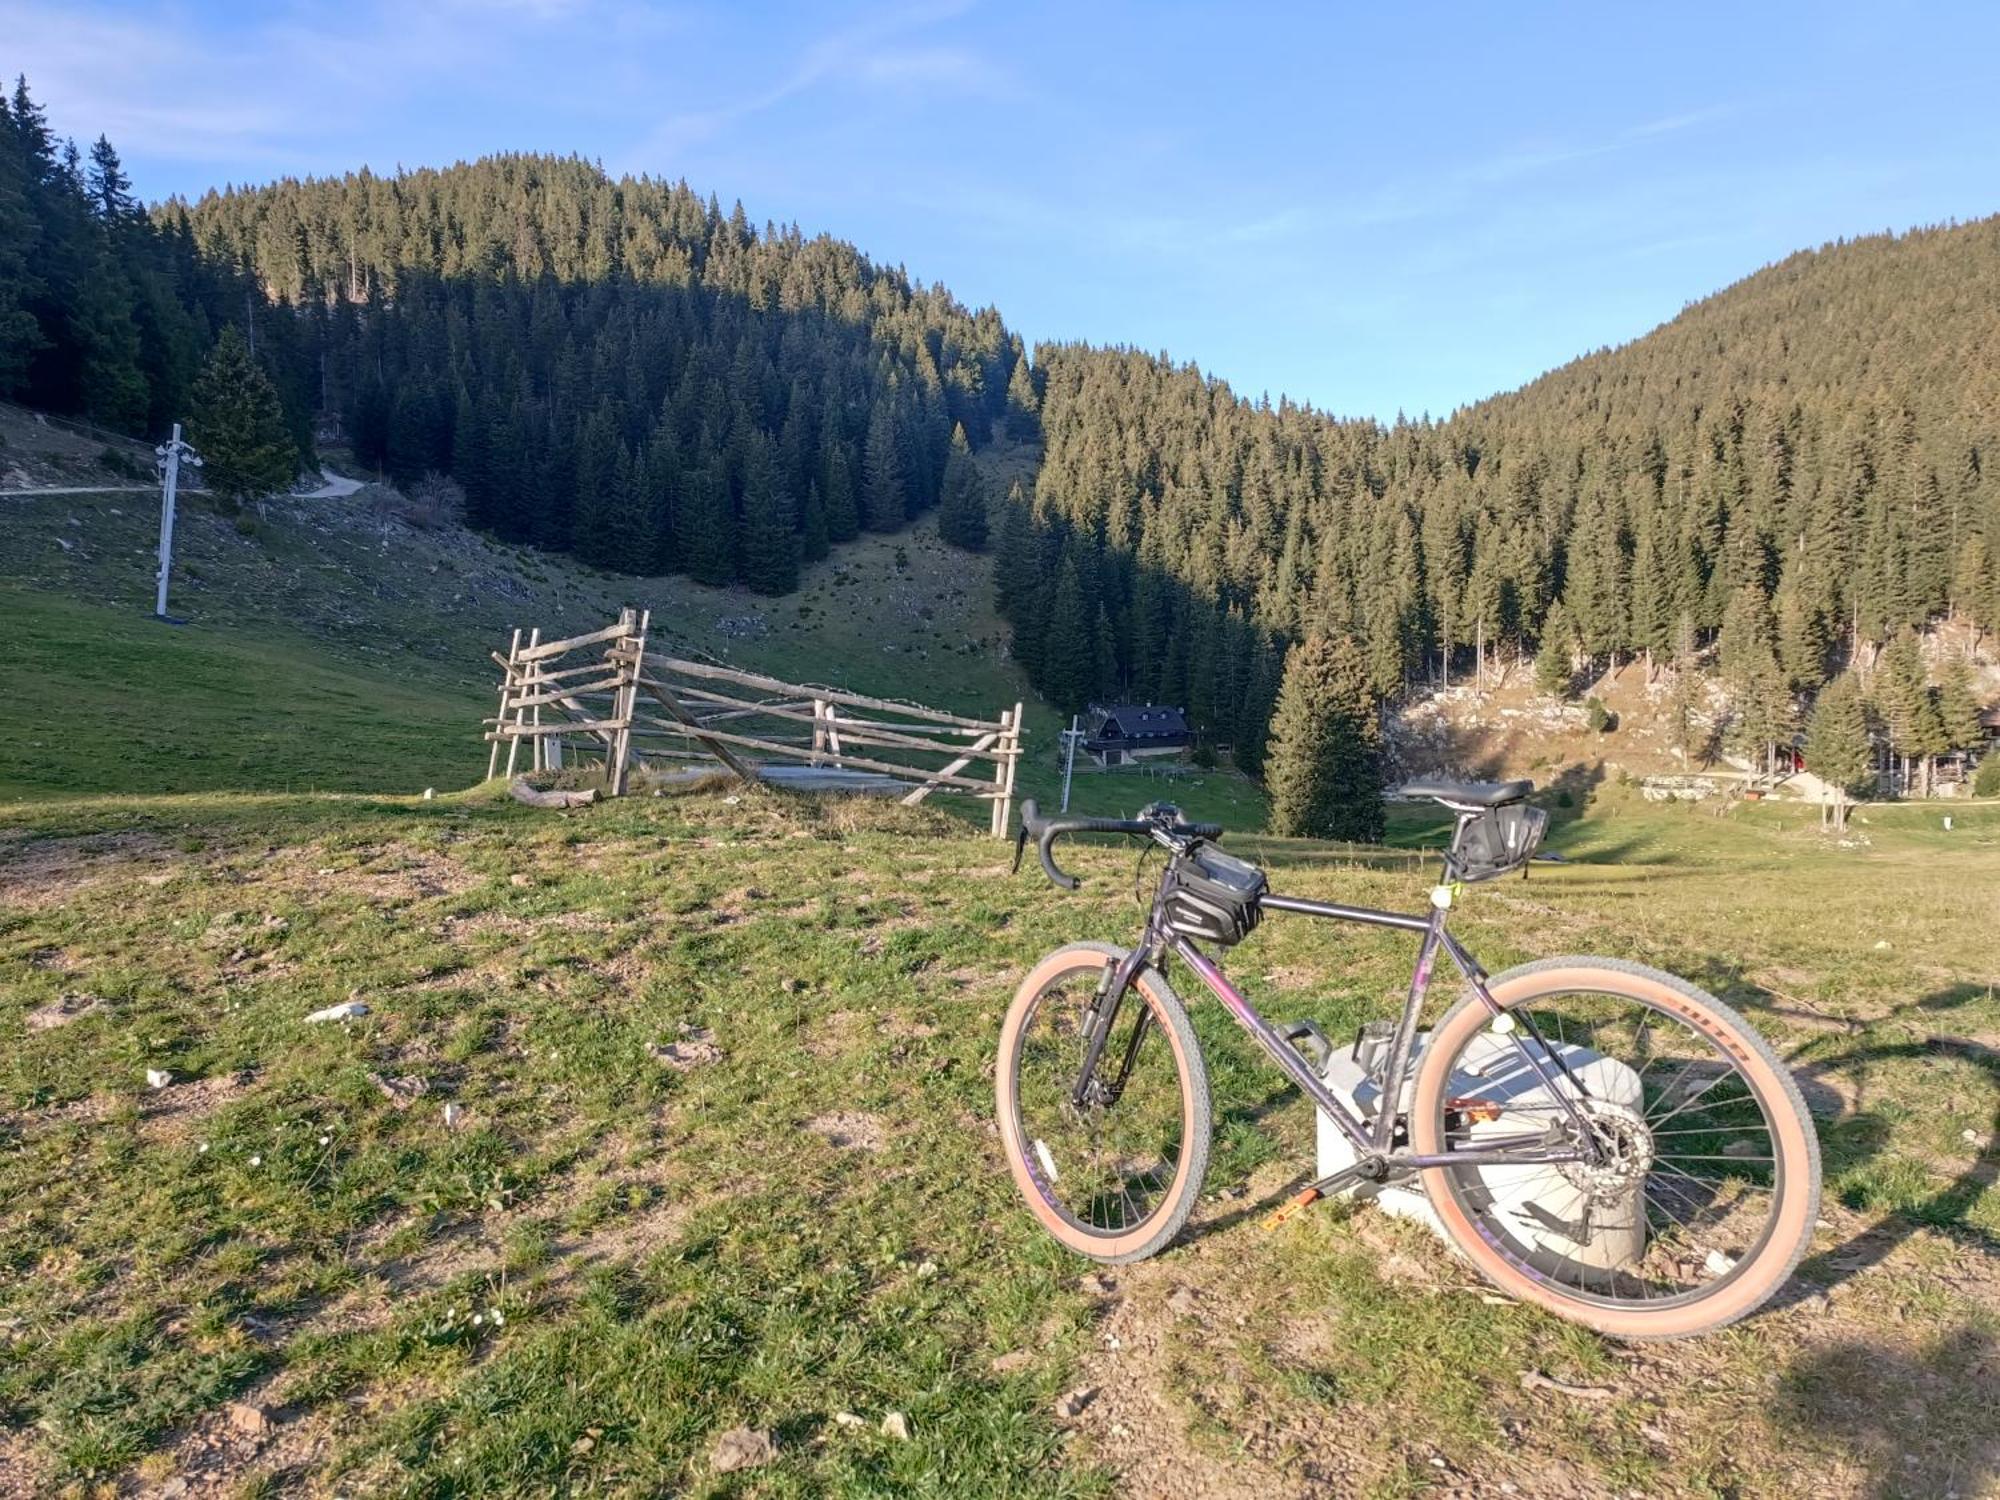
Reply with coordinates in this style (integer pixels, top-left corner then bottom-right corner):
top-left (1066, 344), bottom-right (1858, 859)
top-left (7, 1), bottom-right (1999, 419)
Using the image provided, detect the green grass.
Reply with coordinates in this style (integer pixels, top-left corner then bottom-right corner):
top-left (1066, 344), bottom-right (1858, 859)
top-left (0, 585), bottom-right (483, 800)
top-left (4, 781), bottom-right (1997, 1496)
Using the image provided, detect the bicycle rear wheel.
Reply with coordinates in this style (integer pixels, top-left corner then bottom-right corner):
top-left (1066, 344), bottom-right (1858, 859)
top-left (996, 942), bottom-right (1210, 1264)
top-left (1411, 957), bottom-right (1820, 1339)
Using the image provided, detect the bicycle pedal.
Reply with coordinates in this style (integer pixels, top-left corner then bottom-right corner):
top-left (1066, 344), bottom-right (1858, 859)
top-left (1261, 1187), bottom-right (1322, 1231)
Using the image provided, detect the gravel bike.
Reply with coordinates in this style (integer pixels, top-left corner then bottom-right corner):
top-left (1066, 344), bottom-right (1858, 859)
top-left (995, 783), bottom-right (1821, 1339)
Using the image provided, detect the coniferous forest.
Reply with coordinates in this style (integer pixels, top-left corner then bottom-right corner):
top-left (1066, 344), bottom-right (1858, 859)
top-left (6, 69), bottom-right (1999, 780)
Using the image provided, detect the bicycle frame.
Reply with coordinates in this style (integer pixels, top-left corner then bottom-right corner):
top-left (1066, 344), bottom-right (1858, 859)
top-left (1073, 867), bottom-right (1599, 1174)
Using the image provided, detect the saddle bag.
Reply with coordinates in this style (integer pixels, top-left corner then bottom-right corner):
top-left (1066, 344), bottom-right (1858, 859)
top-left (1451, 802), bottom-right (1548, 882)
top-left (1164, 845), bottom-right (1268, 946)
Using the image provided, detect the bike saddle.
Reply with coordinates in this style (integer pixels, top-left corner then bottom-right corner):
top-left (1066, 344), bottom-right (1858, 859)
top-left (1401, 777), bottom-right (1533, 809)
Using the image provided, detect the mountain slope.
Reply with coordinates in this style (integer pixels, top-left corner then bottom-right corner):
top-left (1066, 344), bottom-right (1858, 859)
top-left (1002, 216), bottom-right (2000, 759)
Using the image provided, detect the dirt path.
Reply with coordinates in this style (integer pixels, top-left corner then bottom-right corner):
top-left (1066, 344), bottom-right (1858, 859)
top-left (300, 467), bottom-right (363, 499)
top-left (1, 467), bottom-right (359, 501)
top-left (0, 484), bottom-right (153, 498)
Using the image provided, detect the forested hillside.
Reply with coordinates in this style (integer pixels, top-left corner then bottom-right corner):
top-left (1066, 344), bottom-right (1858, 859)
top-left (0, 79), bottom-right (284, 445)
top-left (4, 74), bottom-right (1025, 593)
top-left (1000, 220), bottom-right (2000, 771)
top-left (174, 157), bottom-right (1027, 588)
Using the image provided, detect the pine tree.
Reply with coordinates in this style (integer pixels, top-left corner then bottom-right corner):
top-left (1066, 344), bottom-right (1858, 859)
top-left (1804, 673), bottom-right (1874, 831)
top-left (1937, 656), bottom-right (1982, 754)
top-left (1534, 600), bottom-right (1573, 697)
top-left (936, 423), bottom-right (988, 551)
top-left (0, 90), bottom-right (46, 395)
top-left (863, 401), bottom-right (906, 531)
top-left (1264, 634), bottom-right (1384, 841)
top-left (1004, 349), bottom-right (1039, 441)
top-left (189, 325), bottom-right (296, 509)
top-left (1039, 546), bottom-right (1099, 716)
top-left (737, 433), bottom-right (799, 595)
top-left (681, 461), bottom-right (736, 586)
top-left (84, 135), bottom-right (134, 222)
top-left (822, 443), bottom-right (860, 544)
top-left (800, 480), bottom-right (830, 564)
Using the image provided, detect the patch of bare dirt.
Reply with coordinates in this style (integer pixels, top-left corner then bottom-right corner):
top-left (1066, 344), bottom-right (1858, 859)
top-left (806, 1111), bottom-right (889, 1152)
top-left (138, 1071), bottom-right (255, 1144)
top-left (124, 1389), bottom-right (345, 1499)
top-left (0, 1428), bottom-right (51, 1499)
top-left (25, 991), bottom-right (111, 1029)
top-left (803, 1010), bottom-right (866, 1059)
top-left (0, 831), bottom-right (177, 910)
top-left (344, 849), bottom-right (478, 905)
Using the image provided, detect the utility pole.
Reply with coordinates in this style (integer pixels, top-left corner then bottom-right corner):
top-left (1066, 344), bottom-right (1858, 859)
top-left (1059, 713), bottom-right (1083, 812)
top-left (154, 424), bottom-right (203, 619)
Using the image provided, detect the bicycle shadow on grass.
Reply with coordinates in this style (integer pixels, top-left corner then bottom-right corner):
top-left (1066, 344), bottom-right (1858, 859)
top-left (1775, 1322), bottom-right (2000, 1500)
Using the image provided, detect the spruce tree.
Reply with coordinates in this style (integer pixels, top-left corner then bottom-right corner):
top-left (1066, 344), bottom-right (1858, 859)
top-left (863, 402), bottom-right (906, 531)
top-left (1004, 349), bottom-right (1039, 441)
top-left (0, 91), bottom-right (45, 395)
top-left (681, 461), bottom-right (736, 587)
top-left (936, 423), bottom-right (988, 550)
top-left (1039, 547), bottom-right (1099, 716)
top-left (1773, 584), bottom-right (1828, 693)
top-left (1804, 673), bottom-right (1874, 830)
top-left (1951, 532), bottom-right (1995, 635)
top-left (85, 135), bottom-right (135, 222)
top-left (737, 433), bottom-right (799, 595)
top-left (1265, 634), bottom-right (1384, 842)
top-left (1534, 601), bottom-right (1573, 697)
top-left (822, 444), bottom-right (860, 543)
top-left (189, 325), bottom-right (296, 509)
top-left (1938, 656), bottom-right (1982, 756)
top-left (1873, 630), bottom-right (1931, 795)
top-left (800, 480), bottom-right (830, 564)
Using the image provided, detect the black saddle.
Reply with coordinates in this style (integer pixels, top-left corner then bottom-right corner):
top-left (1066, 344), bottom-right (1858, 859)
top-left (1402, 777), bottom-right (1533, 809)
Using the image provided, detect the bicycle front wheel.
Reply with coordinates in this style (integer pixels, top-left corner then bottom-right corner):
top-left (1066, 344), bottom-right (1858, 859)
top-left (1411, 957), bottom-right (1821, 1339)
top-left (996, 942), bottom-right (1211, 1264)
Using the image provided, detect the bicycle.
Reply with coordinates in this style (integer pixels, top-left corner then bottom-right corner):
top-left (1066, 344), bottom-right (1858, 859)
top-left (994, 782), bottom-right (1822, 1339)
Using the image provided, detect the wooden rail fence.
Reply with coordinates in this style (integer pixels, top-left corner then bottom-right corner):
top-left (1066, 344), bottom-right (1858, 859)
top-left (485, 610), bottom-right (1024, 835)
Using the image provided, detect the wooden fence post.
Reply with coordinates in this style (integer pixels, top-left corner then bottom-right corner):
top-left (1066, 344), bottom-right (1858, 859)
top-left (505, 627), bottom-right (539, 779)
top-left (989, 703), bottom-right (1023, 837)
top-left (609, 607), bottom-right (646, 796)
top-left (487, 627), bottom-right (521, 781)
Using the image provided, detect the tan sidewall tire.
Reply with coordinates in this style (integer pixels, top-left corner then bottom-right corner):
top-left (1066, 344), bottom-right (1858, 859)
top-left (995, 942), bottom-right (1210, 1264)
top-left (1410, 958), bottom-right (1820, 1340)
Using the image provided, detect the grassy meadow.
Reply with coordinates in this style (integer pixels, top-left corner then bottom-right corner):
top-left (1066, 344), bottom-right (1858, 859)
top-left (5, 465), bottom-right (1999, 1497)
top-left (3, 776), bottom-right (1997, 1498)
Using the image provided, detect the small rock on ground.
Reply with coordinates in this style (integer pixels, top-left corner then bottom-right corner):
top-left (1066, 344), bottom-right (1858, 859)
top-left (1053, 1386), bottom-right (1097, 1419)
top-left (710, 1426), bottom-right (778, 1473)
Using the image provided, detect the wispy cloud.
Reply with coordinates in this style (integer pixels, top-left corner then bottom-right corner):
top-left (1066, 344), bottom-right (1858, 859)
top-left (632, 0), bottom-right (1005, 164)
top-left (0, 0), bottom-right (684, 178)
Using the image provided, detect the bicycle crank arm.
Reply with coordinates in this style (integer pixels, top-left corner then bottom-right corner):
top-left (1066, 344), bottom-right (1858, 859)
top-left (1262, 1156), bottom-right (1391, 1230)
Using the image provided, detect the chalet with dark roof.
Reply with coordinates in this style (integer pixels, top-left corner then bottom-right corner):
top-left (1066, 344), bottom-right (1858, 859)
top-left (1083, 703), bottom-right (1192, 766)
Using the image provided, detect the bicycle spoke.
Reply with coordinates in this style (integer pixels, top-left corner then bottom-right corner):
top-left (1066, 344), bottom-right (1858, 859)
top-left (1430, 982), bottom-right (1794, 1311)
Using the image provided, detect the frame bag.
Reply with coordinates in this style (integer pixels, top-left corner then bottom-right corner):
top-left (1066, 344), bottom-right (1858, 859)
top-left (1164, 845), bottom-right (1267, 946)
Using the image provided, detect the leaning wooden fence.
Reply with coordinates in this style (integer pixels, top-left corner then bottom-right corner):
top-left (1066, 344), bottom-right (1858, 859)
top-left (485, 610), bottom-right (1025, 835)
